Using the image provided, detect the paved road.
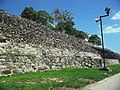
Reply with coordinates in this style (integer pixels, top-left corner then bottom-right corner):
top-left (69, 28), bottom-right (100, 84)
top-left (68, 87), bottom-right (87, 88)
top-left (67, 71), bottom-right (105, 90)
top-left (82, 73), bottom-right (120, 90)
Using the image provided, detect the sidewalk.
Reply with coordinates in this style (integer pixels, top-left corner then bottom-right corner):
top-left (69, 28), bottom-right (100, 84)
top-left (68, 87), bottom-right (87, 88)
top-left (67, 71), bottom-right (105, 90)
top-left (82, 73), bottom-right (120, 90)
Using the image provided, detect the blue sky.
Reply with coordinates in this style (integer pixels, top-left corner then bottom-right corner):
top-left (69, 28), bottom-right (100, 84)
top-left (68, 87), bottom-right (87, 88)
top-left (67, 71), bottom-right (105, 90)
top-left (0, 0), bottom-right (120, 53)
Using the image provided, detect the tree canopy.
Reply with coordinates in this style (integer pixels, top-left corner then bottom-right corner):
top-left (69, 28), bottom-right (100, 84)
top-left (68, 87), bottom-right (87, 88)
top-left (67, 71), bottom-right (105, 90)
top-left (88, 34), bottom-right (101, 45)
top-left (53, 8), bottom-right (73, 23)
top-left (37, 10), bottom-right (54, 25)
top-left (21, 7), bottom-right (54, 26)
top-left (21, 7), bottom-right (37, 21)
top-left (53, 8), bottom-right (74, 32)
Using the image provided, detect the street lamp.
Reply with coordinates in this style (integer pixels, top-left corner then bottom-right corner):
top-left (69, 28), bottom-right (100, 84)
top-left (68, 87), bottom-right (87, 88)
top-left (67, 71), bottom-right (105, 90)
top-left (95, 7), bottom-right (111, 70)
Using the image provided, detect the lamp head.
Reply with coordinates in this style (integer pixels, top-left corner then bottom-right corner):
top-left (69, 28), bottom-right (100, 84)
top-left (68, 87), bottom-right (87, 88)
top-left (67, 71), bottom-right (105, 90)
top-left (105, 7), bottom-right (111, 15)
top-left (95, 18), bottom-right (100, 23)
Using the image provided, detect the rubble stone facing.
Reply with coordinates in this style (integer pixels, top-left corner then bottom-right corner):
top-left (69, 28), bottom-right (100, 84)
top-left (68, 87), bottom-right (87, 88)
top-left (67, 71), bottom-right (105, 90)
top-left (0, 10), bottom-right (119, 76)
top-left (0, 41), bottom-right (103, 75)
top-left (0, 11), bottom-right (97, 53)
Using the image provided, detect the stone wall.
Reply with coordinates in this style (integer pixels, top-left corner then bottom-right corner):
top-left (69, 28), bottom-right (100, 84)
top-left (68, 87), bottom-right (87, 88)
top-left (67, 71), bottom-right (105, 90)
top-left (0, 53), bottom-right (102, 74)
top-left (0, 10), bottom-right (119, 76)
top-left (0, 10), bottom-right (97, 53)
top-left (0, 41), bottom-right (102, 75)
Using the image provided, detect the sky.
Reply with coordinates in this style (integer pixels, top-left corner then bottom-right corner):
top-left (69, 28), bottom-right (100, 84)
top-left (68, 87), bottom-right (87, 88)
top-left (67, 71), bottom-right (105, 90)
top-left (0, 0), bottom-right (120, 53)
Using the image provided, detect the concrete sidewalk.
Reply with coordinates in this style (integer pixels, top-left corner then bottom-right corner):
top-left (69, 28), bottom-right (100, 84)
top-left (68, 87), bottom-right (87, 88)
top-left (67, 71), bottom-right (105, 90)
top-left (82, 73), bottom-right (120, 90)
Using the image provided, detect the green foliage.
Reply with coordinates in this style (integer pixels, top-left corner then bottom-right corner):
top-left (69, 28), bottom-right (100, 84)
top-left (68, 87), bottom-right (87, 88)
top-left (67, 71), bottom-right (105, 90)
top-left (21, 7), bottom-right (54, 26)
top-left (53, 9), bottom-right (88, 39)
top-left (88, 34), bottom-right (101, 45)
top-left (37, 10), bottom-right (54, 25)
top-left (53, 8), bottom-right (73, 23)
top-left (0, 64), bottom-right (120, 90)
top-left (0, 9), bottom-right (5, 12)
top-left (53, 8), bottom-right (74, 32)
top-left (53, 8), bottom-right (88, 40)
top-left (55, 21), bottom-right (74, 33)
top-left (71, 28), bottom-right (88, 39)
top-left (21, 7), bottom-right (38, 21)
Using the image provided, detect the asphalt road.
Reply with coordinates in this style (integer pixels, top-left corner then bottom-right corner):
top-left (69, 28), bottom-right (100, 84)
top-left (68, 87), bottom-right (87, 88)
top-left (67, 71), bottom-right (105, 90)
top-left (82, 73), bottom-right (120, 90)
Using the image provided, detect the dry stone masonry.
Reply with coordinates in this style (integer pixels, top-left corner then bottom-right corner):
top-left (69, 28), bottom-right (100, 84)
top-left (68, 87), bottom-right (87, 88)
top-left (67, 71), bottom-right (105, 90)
top-left (0, 10), bottom-right (119, 76)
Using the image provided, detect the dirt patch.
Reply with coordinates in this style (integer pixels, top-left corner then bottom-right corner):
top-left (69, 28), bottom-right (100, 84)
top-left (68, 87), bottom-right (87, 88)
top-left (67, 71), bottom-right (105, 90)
top-left (25, 80), bottom-right (37, 84)
top-left (47, 78), bottom-right (63, 83)
top-left (42, 78), bottom-right (64, 83)
top-left (16, 80), bottom-right (37, 84)
top-left (79, 78), bottom-right (96, 84)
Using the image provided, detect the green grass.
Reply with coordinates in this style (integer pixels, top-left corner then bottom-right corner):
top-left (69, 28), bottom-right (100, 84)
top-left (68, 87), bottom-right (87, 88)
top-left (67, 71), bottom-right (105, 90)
top-left (0, 64), bottom-right (120, 90)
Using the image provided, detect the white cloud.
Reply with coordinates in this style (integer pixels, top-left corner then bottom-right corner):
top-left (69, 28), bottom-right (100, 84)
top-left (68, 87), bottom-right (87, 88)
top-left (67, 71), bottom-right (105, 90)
top-left (111, 11), bottom-right (120, 20)
top-left (104, 25), bottom-right (120, 34)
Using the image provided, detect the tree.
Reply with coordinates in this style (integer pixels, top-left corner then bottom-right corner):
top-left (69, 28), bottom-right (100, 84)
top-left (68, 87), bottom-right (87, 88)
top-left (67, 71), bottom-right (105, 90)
top-left (21, 7), bottom-right (54, 26)
top-left (88, 34), bottom-right (101, 45)
top-left (53, 8), bottom-right (74, 32)
top-left (53, 8), bottom-right (73, 23)
top-left (21, 7), bottom-right (37, 21)
top-left (55, 21), bottom-right (74, 32)
top-left (52, 8), bottom-right (88, 40)
top-left (74, 30), bottom-right (88, 39)
top-left (37, 10), bottom-right (54, 25)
